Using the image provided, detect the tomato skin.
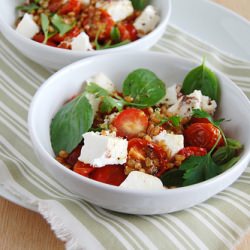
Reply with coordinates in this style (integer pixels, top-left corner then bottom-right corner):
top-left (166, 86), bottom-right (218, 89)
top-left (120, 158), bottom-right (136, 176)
top-left (178, 147), bottom-right (207, 158)
top-left (48, 0), bottom-right (64, 12)
top-left (50, 26), bottom-right (81, 43)
top-left (184, 123), bottom-right (223, 151)
top-left (112, 108), bottom-right (149, 139)
top-left (33, 33), bottom-right (57, 47)
top-left (66, 144), bottom-right (82, 166)
top-left (118, 23), bottom-right (138, 41)
top-left (190, 117), bottom-right (210, 124)
top-left (90, 165), bottom-right (126, 186)
top-left (73, 161), bottom-right (94, 177)
top-left (59, 0), bottom-right (81, 15)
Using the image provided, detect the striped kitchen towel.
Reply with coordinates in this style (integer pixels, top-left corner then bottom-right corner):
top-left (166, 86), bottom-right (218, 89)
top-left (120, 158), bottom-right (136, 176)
top-left (0, 24), bottom-right (249, 250)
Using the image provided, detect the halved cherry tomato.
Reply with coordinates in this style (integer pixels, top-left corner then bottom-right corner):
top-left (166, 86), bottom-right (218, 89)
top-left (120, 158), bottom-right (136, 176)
top-left (184, 123), bottom-right (224, 151)
top-left (112, 108), bottom-right (148, 139)
top-left (50, 26), bottom-right (81, 43)
top-left (127, 138), bottom-right (168, 176)
top-left (73, 161), bottom-right (94, 177)
top-left (118, 23), bottom-right (138, 41)
top-left (33, 33), bottom-right (57, 47)
top-left (48, 0), bottom-right (64, 12)
top-left (59, 0), bottom-right (81, 15)
top-left (90, 165), bottom-right (126, 186)
top-left (178, 146), bottom-right (207, 158)
top-left (82, 9), bottom-right (114, 41)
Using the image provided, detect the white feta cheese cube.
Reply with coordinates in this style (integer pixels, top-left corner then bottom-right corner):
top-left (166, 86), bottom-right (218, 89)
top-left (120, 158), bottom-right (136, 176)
top-left (78, 132), bottom-right (128, 167)
top-left (86, 73), bottom-right (115, 93)
top-left (153, 130), bottom-right (184, 157)
top-left (71, 32), bottom-right (93, 51)
top-left (164, 84), bottom-right (179, 105)
top-left (120, 171), bottom-right (164, 190)
top-left (134, 5), bottom-right (160, 36)
top-left (16, 13), bottom-right (39, 39)
top-left (96, 0), bottom-right (134, 22)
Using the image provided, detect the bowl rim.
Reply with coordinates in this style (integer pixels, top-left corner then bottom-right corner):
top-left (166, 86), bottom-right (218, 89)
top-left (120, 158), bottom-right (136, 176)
top-left (0, 0), bottom-right (172, 55)
top-left (28, 51), bottom-right (250, 196)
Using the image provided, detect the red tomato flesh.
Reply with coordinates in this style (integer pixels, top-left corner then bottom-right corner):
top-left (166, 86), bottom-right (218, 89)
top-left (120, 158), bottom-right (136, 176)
top-left (112, 108), bottom-right (148, 139)
top-left (178, 146), bottom-right (207, 158)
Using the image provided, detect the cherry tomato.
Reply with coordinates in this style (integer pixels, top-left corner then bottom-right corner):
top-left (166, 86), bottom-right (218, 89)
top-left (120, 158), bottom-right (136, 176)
top-left (178, 147), bottom-right (207, 158)
top-left (118, 23), bottom-right (138, 41)
top-left (48, 0), bottom-right (64, 12)
top-left (82, 9), bottom-right (114, 41)
top-left (112, 108), bottom-right (149, 139)
top-left (190, 117), bottom-right (210, 124)
top-left (90, 165), bottom-right (126, 186)
top-left (33, 33), bottom-right (57, 47)
top-left (127, 138), bottom-right (168, 176)
top-left (184, 123), bottom-right (223, 151)
top-left (50, 26), bottom-right (81, 43)
top-left (59, 0), bottom-right (81, 15)
top-left (73, 161), bottom-right (94, 177)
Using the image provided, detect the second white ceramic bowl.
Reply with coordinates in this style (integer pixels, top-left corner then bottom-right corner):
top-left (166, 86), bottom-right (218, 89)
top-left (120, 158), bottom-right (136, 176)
top-left (0, 0), bottom-right (171, 70)
top-left (28, 52), bottom-right (250, 215)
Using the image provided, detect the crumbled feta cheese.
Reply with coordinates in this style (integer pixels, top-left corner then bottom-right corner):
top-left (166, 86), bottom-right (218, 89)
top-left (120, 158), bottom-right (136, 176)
top-left (71, 32), bottom-right (93, 51)
top-left (16, 13), bottom-right (39, 39)
top-left (153, 130), bottom-right (184, 157)
top-left (167, 90), bottom-right (217, 117)
top-left (86, 73), bottom-right (115, 93)
top-left (120, 171), bottom-right (164, 190)
top-left (164, 84), bottom-right (179, 105)
top-left (80, 0), bottom-right (90, 5)
top-left (133, 5), bottom-right (160, 36)
top-left (78, 132), bottom-right (128, 167)
top-left (96, 0), bottom-right (134, 22)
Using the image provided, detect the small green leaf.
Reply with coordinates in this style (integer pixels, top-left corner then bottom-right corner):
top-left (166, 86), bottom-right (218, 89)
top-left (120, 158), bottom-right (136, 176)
top-left (41, 13), bottom-right (49, 43)
top-left (85, 82), bottom-right (110, 97)
top-left (219, 156), bottom-right (240, 172)
top-left (192, 109), bottom-right (224, 126)
top-left (50, 94), bottom-right (94, 155)
top-left (110, 26), bottom-right (121, 43)
top-left (130, 0), bottom-right (150, 10)
top-left (100, 96), bottom-right (124, 113)
top-left (123, 69), bottom-right (166, 107)
top-left (51, 14), bottom-right (75, 35)
top-left (160, 169), bottom-right (184, 187)
top-left (16, 3), bottom-right (39, 12)
top-left (181, 62), bottom-right (220, 102)
top-left (180, 155), bottom-right (219, 186)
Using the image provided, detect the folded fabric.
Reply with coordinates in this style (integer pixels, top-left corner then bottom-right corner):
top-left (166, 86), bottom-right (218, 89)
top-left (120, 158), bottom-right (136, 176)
top-left (0, 24), bottom-right (249, 250)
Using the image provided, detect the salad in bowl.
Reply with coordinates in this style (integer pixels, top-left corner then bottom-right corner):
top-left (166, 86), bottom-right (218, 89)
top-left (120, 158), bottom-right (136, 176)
top-left (50, 61), bottom-right (243, 190)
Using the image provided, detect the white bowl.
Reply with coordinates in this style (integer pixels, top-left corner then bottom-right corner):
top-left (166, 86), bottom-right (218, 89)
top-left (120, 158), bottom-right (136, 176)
top-left (0, 0), bottom-right (171, 70)
top-left (28, 52), bottom-right (250, 215)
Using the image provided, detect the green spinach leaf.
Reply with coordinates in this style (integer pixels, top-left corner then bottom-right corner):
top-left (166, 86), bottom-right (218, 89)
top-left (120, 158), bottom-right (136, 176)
top-left (51, 14), bottom-right (75, 35)
top-left (41, 13), bottom-right (49, 43)
top-left (160, 169), bottom-right (185, 187)
top-left (85, 82), bottom-right (109, 97)
top-left (16, 3), bottom-right (39, 12)
top-left (100, 96), bottom-right (124, 113)
top-left (181, 62), bottom-right (220, 102)
top-left (123, 69), bottom-right (166, 107)
top-left (50, 94), bottom-right (93, 155)
top-left (130, 0), bottom-right (150, 10)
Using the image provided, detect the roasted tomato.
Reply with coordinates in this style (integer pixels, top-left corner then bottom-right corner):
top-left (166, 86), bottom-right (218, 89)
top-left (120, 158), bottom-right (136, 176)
top-left (184, 123), bottom-right (224, 151)
top-left (112, 108), bottom-right (149, 139)
top-left (73, 161), bottom-right (94, 177)
top-left (178, 147), bottom-right (207, 158)
top-left (118, 23), bottom-right (138, 41)
top-left (50, 26), bottom-right (81, 44)
top-left (48, 0), bottom-right (64, 12)
top-left (66, 144), bottom-right (83, 166)
top-left (90, 165), bottom-right (126, 186)
top-left (59, 0), bottom-right (81, 15)
top-left (33, 33), bottom-right (57, 47)
top-left (82, 9), bottom-right (114, 41)
top-left (127, 138), bottom-right (169, 176)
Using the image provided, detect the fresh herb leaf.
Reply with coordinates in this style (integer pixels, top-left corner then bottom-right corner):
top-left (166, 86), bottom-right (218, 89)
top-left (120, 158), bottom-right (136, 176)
top-left (181, 62), bottom-right (220, 102)
top-left (34, 0), bottom-right (41, 3)
top-left (85, 83), bottom-right (109, 97)
top-left (130, 0), bottom-right (150, 10)
top-left (123, 69), bottom-right (166, 107)
top-left (50, 93), bottom-right (93, 155)
top-left (160, 169), bottom-right (185, 187)
top-left (16, 3), bottom-right (39, 12)
top-left (41, 13), bottom-right (49, 43)
top-left (180, 155), bottom-right (219, 186)
top-left (227, 138), bottom-right (243, 149)
top-left (219, 156), bottom-right (240, 172)
top-left (158, 115), bottom-right (181, 127)
top-left (102, 40), bottom-right (131, 49)
top-left (51, 14), bottom-right (75, 35)
top-left (110, 26), bottom-right (121, 43)
top-left (100, 96), bottom-right (124, 113)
